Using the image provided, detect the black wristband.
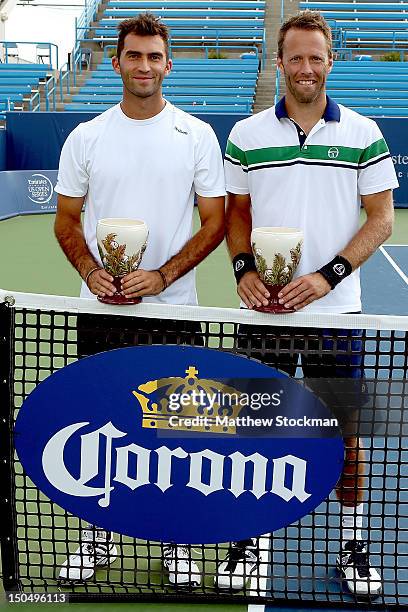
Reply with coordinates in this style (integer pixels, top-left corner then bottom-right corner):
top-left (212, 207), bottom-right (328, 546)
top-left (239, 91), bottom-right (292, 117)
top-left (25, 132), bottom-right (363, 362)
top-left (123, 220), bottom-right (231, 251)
top-left (232, 252), bottom-right (257, 284)
top-left (317, 255), bottom-right (352, 289)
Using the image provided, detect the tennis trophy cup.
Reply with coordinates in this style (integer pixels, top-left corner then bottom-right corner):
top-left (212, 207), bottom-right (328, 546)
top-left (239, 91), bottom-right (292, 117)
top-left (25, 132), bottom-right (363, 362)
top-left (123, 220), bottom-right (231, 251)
top-left (251, 227), bottom-right (303, 313)
top-left (96, 218), bottom-right (148, 305)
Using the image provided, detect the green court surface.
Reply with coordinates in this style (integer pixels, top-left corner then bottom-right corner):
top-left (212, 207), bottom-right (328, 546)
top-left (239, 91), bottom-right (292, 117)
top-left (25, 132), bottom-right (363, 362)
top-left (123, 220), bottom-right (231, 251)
top-left (0, 209), bottom-right (407, 302)
top-left (0, 209), bottom-right (407, 612)
top-left (0, 212), bottom-right (236, 306)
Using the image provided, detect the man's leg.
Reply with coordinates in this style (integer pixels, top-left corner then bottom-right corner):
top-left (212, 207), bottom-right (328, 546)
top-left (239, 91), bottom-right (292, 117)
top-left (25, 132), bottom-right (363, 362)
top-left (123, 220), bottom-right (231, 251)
top-left (59, 313), bottom-right (120, 582)
top-left (334, 434), bottom-right (381, 597)
top-left (215, 323), bottom-right (298, 590)
top-left (60, 312), bottom-right (202, 586)
top-left (302, 326), bottom-right (382, 598)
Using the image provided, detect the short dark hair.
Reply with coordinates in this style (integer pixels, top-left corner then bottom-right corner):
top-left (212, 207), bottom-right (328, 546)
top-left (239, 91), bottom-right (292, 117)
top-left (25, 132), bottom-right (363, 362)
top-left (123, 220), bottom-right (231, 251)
top-left (278, 11), bottom-right (333, 59)
top-left (116, 12), bottom-right (170, 60)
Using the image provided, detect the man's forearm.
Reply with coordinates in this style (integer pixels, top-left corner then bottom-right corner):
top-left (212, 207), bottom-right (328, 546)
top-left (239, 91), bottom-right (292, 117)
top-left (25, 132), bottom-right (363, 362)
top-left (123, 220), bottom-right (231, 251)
top-left (160, 222), bottom-right (224, 285)
top-left (340, 210), bottom-right (393, 270)
top-left (225, 194), bottom-right (252, 259)
top-left (55, 218), bottom-right (99, 281)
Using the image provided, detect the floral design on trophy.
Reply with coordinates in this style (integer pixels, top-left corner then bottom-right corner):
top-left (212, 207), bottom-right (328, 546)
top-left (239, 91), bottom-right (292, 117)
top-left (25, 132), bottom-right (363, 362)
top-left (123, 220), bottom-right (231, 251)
top-left (97, 233), bottom-right (147, 278)
top-left (96, 218), bottom-right (148, 305)
top-left (251, 227), bottom-right (303, 313)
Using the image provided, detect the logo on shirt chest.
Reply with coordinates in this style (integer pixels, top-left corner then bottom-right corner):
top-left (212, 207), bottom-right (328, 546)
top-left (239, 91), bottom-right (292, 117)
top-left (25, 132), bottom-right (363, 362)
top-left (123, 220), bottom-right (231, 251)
top-left (328, 147), bottom-right (339, 159)
top-left (175, 126), bottom-right (188, 135)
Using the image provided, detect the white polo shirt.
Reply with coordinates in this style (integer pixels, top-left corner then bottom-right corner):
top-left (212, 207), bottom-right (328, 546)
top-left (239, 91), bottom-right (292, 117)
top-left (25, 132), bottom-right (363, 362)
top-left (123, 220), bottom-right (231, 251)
top-left (55, 102), bottom-right (226, 305)
top-left (225, 97), bottom-right (399, 313)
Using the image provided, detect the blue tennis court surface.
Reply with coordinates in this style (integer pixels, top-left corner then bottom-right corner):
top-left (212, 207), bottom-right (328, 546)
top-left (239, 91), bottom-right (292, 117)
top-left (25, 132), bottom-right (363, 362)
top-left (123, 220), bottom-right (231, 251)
top-left (362, 246), bottom-right (408, 315)
top-left (382, 246), bottom-right (408, 279)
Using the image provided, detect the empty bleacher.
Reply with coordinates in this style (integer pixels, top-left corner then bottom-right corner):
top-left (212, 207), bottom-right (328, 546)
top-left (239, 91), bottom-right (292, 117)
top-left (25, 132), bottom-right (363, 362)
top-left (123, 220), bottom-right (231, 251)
top-left (64, 55), bottom-right (259, 113)
top-left (63, 0), bottom-right (264, 114)
top-left (326, 60), bottom-right (408, 117)
top-left (300, 2), bottom-right (408, 47)
top-left (0, 62), bottom-right (54, 114)
top-left (84, 1), bottom-right (266, 57)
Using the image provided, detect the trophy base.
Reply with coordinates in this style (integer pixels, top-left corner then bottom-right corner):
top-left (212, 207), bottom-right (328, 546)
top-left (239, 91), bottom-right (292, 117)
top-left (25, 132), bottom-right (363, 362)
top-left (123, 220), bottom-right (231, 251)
top-left (97, 294), bottom-right (141, 306)
top-left (97, 276), bottom-right (141, 305)
top-left (253, 284), bottom-right (295, 314)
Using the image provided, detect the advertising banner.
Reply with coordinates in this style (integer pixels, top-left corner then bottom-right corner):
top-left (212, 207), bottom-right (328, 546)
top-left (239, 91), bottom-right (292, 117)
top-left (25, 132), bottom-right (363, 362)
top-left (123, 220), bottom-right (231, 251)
top-left (376, 118), bottom-right (408, 207)
top-left (4, 113), bottom-right (408, 207)
top-left (15, 345), bottom-right (344, 544)
top-left (0, 169), bottom-right (58, 219)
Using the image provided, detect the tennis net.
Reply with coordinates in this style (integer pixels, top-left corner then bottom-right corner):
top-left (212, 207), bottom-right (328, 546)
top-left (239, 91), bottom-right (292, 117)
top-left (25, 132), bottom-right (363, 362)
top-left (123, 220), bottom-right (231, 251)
top-left (0, 289), bottom-right (407, 607)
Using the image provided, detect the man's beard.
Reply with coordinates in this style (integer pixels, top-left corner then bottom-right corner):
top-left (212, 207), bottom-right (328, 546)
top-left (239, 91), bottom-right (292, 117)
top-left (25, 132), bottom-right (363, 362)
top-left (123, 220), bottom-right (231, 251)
top-left (123, 75), bottom-right (162, 100)
top-left (285, 71), bottom-right (326, 104)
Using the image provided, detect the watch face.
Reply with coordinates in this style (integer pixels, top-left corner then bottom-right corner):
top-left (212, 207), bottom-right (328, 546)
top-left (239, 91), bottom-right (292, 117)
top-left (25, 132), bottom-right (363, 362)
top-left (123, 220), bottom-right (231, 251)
top-left (235, 260), bottom-right (244, 272)
top-left (333, 263), bottom-right (345, 276)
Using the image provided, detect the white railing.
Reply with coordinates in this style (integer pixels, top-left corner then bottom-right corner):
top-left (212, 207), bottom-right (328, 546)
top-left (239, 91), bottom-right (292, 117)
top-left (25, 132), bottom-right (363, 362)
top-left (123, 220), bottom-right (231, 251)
top-left (73, 0), bottom-right (101, 84)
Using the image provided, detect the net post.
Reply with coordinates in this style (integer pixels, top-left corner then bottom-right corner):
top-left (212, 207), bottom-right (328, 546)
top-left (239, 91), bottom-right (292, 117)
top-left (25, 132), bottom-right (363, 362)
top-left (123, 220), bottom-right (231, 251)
top-left (0, 299), bottom-right (21, 593)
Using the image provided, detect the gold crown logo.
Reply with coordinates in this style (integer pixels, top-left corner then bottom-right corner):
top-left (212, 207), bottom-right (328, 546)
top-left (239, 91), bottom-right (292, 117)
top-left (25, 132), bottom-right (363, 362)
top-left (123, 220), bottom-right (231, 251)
top-left (132, 366), bottom-right (244, 434)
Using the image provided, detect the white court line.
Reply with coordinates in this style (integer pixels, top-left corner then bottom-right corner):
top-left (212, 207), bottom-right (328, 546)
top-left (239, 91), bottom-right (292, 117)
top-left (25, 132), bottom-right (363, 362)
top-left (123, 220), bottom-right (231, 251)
top-left (379, 245), bottom-right (408, 286)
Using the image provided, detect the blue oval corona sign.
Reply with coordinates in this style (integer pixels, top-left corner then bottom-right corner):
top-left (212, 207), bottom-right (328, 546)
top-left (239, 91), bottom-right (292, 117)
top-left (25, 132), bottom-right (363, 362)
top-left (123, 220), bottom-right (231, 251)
top-left (15, 345), bottom-right (344, 543)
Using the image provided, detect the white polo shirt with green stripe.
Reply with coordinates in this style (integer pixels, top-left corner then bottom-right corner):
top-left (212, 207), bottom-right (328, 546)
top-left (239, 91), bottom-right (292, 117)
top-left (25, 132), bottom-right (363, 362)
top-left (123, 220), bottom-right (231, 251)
top-left (225, 97), bottom-right (399, 313)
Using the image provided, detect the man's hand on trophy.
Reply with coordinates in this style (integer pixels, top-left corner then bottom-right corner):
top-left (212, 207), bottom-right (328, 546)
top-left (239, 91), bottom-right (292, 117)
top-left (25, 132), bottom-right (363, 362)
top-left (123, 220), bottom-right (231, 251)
top-left (121, 269), bottom-right (167, 298)
top-left (87, 268), bottom-right (116, 298)
top-left (238, 271), bottom-right (270, 309)
top-left (278, 273), bottom-right (331, 311)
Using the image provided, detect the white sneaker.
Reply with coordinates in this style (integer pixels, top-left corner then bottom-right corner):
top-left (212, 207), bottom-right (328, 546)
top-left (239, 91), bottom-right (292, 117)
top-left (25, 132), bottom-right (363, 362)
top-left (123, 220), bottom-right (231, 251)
top-left (337, 540), bottom-right (382, 598)
top-left (58, 527), bottom-right (117, 582)
top-left (215, 540), bottom-right (259, 590)
top-left (162, 544), bottom-right (201, 587)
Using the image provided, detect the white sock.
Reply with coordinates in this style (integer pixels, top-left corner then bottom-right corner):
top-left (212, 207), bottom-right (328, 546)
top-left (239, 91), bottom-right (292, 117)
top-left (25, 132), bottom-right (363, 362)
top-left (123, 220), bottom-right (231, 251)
top-left (341, 503), bottom-right (364, 547)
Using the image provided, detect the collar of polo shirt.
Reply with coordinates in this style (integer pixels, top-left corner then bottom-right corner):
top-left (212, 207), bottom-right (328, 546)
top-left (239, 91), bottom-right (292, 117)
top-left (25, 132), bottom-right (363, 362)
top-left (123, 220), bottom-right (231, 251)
top-left (275, 95), bottom-right (341, 123)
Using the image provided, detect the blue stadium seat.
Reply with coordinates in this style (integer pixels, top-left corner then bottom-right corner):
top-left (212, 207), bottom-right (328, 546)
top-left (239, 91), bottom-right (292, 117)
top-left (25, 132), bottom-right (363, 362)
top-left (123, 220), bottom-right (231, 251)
top-left (64, 102), bottom-right (249, 113)
top-left (348, 107), bottom-right (408, 116)
top-left (299, 2), bottom-right (408, 11)
top-left (335, 98), bottom-right (408, 107)
top-left (326, 60), bottom-right (408, 117)
top-left (98, 18), bottom-right (264, 27)
top-left (0, 77), bottom-right (44, 86)
top-left (0, 93), bottom-right (24, 106)
top-left (328, 79), bottom-right (408, 89)
top-left (0, 82), bottom-right (32, 90)
top-left (0, 63), bottom-right (52, 71)
top-left (79, 85), bottom-right (254, 95)
top-left (104, 10), bottom-right (264, 17)
top-left (107, 1), bottom-right (266, 7)
top-left (330, 89), bottom-right (408, 99)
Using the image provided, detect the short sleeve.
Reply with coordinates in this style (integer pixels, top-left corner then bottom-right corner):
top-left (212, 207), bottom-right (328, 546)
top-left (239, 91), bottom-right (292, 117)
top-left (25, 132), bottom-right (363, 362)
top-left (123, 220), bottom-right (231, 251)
top-left (224, 122), bottom-right (249, 194)
top-left (358, 121), bottom-right (399, 196)
top-left (194, 124), bottom-right (226, 197)
top-left (55, 125), bottom-right (89, 197)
